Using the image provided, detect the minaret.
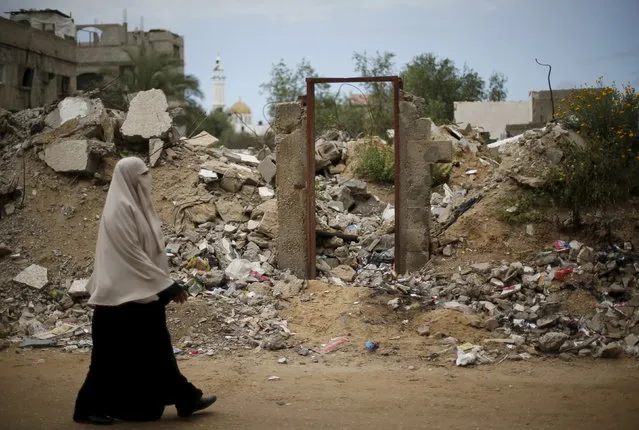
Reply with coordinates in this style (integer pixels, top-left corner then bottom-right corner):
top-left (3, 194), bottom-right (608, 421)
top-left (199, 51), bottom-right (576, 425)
top-left (211, 56), bottom-right (225, 112)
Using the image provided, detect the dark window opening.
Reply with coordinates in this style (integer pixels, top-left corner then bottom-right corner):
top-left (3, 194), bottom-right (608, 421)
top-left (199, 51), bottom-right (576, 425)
top-left (77, 73), bottom-right (103, 91)
top-left (173, 45), bottom-right (180, 58)
top-left (59, 76), bottom-right (70, 97)
top-left (241, 126), bottom-right (245, 133)
top-left (21, 68), bottom-right (34, 88)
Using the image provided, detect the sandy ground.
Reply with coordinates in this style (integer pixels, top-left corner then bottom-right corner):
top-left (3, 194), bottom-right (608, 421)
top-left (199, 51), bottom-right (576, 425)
top-left (0, 349), bottom-right (638, 430)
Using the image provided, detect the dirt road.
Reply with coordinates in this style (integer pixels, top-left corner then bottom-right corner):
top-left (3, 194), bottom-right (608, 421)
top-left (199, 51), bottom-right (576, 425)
top-left (1, 350), bottom-right (638, 430)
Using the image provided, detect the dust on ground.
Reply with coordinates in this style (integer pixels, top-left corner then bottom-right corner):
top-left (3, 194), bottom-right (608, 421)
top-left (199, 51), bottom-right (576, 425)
top-left (0, 349), bottom-right (638, 430)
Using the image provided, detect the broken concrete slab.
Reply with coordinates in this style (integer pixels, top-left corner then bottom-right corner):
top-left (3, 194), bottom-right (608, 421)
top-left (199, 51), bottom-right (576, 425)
top-left (258, 155), bottom-right (276, 184)
top-left (330, 265), bottom-right (357, 282)
top-left (40, 139), bottom-right (111, 175)
top-left (68, 279), bottom-right (89, 297)
top-left (149, 138), bottom-right (164, 167)
top-left (258, 208), bottom-right (278, 238)
top-left (44, 97), bottom-right (105, 129)
top-left (13, 264), bottom-right (48, 290)
top-left (258, 186), bottom-right (275, 199)
top-left (272, 277), bottom-right (305, 299)
top-left (183, 131), bottom-right (218, 150)
top-left (121, 89), bottom-right (172, 142)
top-left (225, 151), bottom-right (260, 167)
top-left (216, 200), bottom-right (248, 223)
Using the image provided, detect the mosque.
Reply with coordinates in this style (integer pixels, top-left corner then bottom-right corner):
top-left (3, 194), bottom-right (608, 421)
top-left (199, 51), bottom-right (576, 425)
top-left (211, 57), bottom-right (268, 136)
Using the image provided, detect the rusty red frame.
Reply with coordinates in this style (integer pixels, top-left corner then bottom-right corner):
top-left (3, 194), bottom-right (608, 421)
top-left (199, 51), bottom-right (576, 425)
top-left (305, 76), bottom-right (403, 279)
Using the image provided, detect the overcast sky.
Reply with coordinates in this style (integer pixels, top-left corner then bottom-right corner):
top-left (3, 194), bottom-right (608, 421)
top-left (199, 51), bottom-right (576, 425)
top-left (4, 0), bottom-right (638, 122)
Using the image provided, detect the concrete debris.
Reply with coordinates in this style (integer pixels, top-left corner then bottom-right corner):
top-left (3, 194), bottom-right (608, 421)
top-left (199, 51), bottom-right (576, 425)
top-left (13, 265), bottom-right (48, 290)
top-left (1, 100), bottom-right (638, 367)
top-left (44, 97), bottom-right (105, 129)
top-left (121, 89), bottom-right (172, 142)
top-left (40, 139), bottom-right (112, 175)
top-left (68, 279), bottom-right (89, 298)
top-left (149, 138), bottom-right (164, 167)
top-left (258, 155), bottom-right (276, 184)
top-left (183, 131), bottom-right (218, 150)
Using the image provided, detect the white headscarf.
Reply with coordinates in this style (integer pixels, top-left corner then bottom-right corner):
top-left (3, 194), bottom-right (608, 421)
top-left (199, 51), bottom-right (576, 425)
top-left (86, 157), bottom-right (174, 306)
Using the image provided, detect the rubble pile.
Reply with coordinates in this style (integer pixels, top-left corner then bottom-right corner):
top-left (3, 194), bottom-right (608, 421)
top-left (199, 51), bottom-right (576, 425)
top-left (1, 91), bottom-right (637, 363)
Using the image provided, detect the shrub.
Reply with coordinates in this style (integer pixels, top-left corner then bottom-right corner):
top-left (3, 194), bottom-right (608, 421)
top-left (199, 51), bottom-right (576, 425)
top-left (549, 78), bottom-right (639, 223)
top-left (354, 140), bottom-right (395, 184)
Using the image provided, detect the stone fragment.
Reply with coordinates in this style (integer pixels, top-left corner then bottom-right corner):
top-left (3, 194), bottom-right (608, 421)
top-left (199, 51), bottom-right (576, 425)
top-left (121, 89), bottom-right (172, 141)
top-left (330, 265), bottom-right (356, 282)
top-left (13, 265), bottom-right (48, 290)
top-left (216, 200), bottom-right (248, 223)
top-left (598, 343), bottom-right (624, 359)
top-left (417, 325), bottom-right (430, 336)
top-left (471, 262), bottom-right (492, 274)
top-left (68, 279), bottom-right (89, 297)
top-left (149, 138), bottom-right (164, 167)
top-left (183, 131), bottom-right (218, 150)
top-left (538, 332), bottom-right (568, 353)
top-left (577, 247), bottom-right (595, 264)
top-left (258, 187), bottom-right (275, 199)
top-left (258, 155), bottom-right (276, 184)
top-left (258, 209), bottom-right (278, 238)
top-left (273, 277), bottom-right (305, 299)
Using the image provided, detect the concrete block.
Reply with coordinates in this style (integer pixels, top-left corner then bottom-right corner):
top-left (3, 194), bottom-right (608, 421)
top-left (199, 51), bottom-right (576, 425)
top-left (425, 140), bottom-right (453, 163)
top-left (258, 155), bottom-right (276, 183)
top-left (184, 131), bottom-right (218, 150)
top-left (216, 200), bottom-right (248, 223)
top-left (69, 279), bottom-right (89, 297)
top-left (121, 89), bottom-right (172, 141)
top-left (41, 139), bottom-right (103, 174)
top-left (258, 208), bottom-right (279, 238)
top-left (45, 97), bottom-right (105, 129)
top-left (13, 264), bottom-right (48, 290)
top-left (149, 138), bottom-right (164, 167)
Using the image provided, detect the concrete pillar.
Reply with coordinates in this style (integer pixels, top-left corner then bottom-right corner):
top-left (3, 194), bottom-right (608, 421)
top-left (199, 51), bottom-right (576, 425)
top-left (273, 102), bottom-right (309, 278)
top-left (397, 92), bottom-right (452, 274)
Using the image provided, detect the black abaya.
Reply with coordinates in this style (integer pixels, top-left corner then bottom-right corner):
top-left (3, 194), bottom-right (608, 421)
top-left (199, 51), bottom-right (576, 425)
top-left (74, 286), bottom-right (202, 421)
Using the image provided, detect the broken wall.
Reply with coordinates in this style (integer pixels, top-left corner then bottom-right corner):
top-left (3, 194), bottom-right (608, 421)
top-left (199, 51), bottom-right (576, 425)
top-left (273, 102), bottom-right (309, 278)
top-left (454, 100), bottom-right (532, 140)
top-left (0, 17), bottom-right (77, 111)
top-left (397, 92), bottom-right (452, 274)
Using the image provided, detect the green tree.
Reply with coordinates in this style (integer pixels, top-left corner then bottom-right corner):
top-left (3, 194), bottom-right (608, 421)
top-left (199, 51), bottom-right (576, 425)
top-left (487, 72), bottom-right (508, 101)
top-left (259, 58), bottom-right (320, 118)
top-left (353, 50), bottom-right (396, 137)
top-left (120, 45), bottom-right (202, 100)
top-left (401, 53), bottom-right (498, 123)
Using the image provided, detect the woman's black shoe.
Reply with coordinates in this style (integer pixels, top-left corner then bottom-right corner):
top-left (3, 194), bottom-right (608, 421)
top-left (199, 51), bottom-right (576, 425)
top-left (73, 414), bottom-right (115, 425)
top-left (177, 395), bottom-right (217, 417)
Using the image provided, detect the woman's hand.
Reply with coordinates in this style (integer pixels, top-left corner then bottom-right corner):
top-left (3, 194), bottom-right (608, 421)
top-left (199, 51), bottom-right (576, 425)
top-left (172, 290), bottom-right (188, 304)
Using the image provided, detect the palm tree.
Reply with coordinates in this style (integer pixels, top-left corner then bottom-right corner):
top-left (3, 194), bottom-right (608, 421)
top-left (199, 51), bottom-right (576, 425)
top-left (120, 44), bottom-right (202, 100)
top-left (100, 44), bottom-right (202, 109)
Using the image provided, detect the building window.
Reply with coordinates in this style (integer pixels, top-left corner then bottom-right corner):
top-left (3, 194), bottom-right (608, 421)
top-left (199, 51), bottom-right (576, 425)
top-left (21, 68), bottom-right (34, 88)
top-left (173, 44), bottom-right (180, 59)
top-left (77, 73), bottom-right (103, 91)
top-left (59, 76), bottom-right (70, 97)
top-left (0, 64), bottom-right (5, 84)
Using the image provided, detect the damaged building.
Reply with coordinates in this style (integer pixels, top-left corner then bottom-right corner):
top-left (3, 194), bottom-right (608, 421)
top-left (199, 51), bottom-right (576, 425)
top-left (454, 89), bottom-right (585, 140)
top-left (0, 9), bottom-right (77, 111)
top-left (0, 8), bottom-right (186, 112)
top-left (76, 22), bottom-right (184, 106)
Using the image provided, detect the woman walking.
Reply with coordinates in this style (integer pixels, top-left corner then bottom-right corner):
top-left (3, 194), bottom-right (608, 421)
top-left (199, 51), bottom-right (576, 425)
top-left (73, 157), bottom-right (216, 425)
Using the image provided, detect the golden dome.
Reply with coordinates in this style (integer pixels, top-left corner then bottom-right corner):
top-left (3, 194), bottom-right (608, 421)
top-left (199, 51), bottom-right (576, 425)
top-left (229, 100), bottom-right (251, 114)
